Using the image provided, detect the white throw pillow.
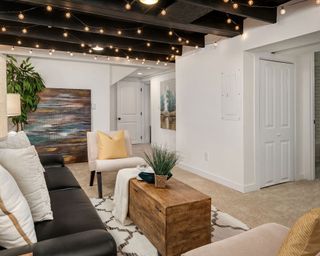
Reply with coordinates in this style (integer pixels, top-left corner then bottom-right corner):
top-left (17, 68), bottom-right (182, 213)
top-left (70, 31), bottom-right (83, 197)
top-left (0, 131), bottom-right (31, 149)
top-left (0, 165), bottom-right (37, 248)
top-left (0, 146), bottom-right (53, 222)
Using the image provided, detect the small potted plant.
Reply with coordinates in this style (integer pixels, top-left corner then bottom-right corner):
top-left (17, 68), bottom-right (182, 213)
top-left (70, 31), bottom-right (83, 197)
top-left (144, 145), bottom-right (179, 188)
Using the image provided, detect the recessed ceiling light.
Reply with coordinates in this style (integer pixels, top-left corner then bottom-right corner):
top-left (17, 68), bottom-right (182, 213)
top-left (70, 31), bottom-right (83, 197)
top-left (139, 0), bottom-right (159, 5)
top-left (92, 45), bottom-right (104, 51)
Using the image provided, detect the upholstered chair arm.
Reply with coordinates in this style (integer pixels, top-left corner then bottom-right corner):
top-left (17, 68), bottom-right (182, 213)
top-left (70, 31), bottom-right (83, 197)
top-left (0, 230), bottom-right (117, 256)
top-left (39, 154), bottom-right (65, 168)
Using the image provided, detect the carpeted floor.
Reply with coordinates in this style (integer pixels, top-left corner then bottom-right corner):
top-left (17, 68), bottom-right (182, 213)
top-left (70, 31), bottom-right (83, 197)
top-left (68, 144), bottom-right (320, 228)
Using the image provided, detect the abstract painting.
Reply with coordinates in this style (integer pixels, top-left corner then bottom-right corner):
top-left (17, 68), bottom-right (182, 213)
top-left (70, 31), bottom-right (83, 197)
top-left (160, 79), bottom-right (176, 130)
top-left (25, 88), bottom-right (91, 163)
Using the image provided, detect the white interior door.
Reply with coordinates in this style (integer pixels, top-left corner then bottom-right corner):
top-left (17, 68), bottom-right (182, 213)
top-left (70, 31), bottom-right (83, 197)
top-left (259, 59), bottom-right (294, 188)
top-left (117, 81), bottom-right (142, 144)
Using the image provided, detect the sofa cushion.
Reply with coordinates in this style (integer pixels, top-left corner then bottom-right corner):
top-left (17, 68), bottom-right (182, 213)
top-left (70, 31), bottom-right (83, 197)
top-left (0, 165), bottom-right (37, 249)
top-left (96, 157), bottom-right (145, 172)
top-left (183, 223), bottom-right (289, 256)
top-left (44, 167), bottom-right (80, 191)
top-left (0, 131), bottom-right (31, 149)
top-left (97, 130), bottom-right (128, 160)
top-left (278, 208), bottom-right (320, 256)
top-left (0, 146), bottom-right (53, 222)
top-left (35, 188), bottom-right (105, 241)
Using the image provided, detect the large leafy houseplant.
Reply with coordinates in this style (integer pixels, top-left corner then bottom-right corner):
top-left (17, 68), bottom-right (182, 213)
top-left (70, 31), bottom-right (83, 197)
top-left (144, 145), bottom-right (180, 188)
top-left (6, 56), bottom-right (45, 131)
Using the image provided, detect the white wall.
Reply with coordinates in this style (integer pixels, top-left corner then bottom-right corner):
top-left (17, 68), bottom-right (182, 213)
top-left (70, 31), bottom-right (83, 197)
top-left (15, 56), bottom-right (111, 132)
top-left (176, 2), bottom-right (320, 192)
top-left (150, 72), bottom-right (176, 151)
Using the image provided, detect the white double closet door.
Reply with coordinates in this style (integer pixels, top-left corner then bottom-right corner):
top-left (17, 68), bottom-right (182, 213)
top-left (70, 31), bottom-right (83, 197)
top-left (259, 59), bottom-right (294, 188)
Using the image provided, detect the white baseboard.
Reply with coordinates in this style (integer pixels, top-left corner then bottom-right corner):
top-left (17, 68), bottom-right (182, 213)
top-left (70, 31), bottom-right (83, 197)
top-left (178, 163), bottom-right (247, 193)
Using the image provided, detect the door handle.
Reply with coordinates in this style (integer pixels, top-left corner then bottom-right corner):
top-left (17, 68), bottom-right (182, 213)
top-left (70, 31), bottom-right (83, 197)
top-left (118, 117), bottom-right (121, 121)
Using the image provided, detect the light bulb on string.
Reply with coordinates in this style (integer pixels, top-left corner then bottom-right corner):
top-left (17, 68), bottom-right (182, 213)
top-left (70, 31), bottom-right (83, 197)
top-left (125, 3), bottom-right (131, 10)
top-left (280, 6), bottom-right (286, 15)
top-left (65, 12), bottom-right (71, 18)
top-left (99, 28), bottom-right (104, 33)
top-left (18, 12), bottom-right (24, 20)
top-left (1, 26), bottom-right (6, 32)
top-left (22, 28), bottom-right (27, 34)
top-left (63, 31), bottom-right (68, 37)
top-left (46, 5), bottom-right (53, 12)
top-left (168, 30), bottom-right (173, 36)
top-left (137, 28), bottom-right (142, 34)
top-left (233, 3), bottom-right (239, 9)
top-left (84, 26), bottom-right (90, 31)
top-left (227, 18), bottom-right (232, 24)
top-left (161, 9), bottom-right (166, 15)
top-left (248, 0), bottom-right (254, 6)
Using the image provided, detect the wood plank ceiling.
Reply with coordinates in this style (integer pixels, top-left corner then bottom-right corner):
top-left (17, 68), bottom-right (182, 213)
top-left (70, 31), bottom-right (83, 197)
top-left (0, 0), bottom-right (291, 63)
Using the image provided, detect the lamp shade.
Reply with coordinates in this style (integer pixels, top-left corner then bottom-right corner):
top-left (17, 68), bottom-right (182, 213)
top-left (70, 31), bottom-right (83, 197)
top-left (7, 93), bottom-right (21, 117)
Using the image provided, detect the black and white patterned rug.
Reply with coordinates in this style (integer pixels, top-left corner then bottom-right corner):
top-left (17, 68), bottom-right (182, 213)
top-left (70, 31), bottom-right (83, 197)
top-left (91, 197), bottom-right (249, 256)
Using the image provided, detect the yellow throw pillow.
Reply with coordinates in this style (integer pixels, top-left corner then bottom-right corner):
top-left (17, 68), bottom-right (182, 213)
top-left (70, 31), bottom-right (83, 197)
top-left (97, 130), bottom-right (128, 160)
top-left (278, 208), bottom-right (320, 256)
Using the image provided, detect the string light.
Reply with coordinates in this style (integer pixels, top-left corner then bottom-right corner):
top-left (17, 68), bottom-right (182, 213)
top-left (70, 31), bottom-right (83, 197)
top-left (35, 44), bottom-right (39, 48)
top-left (109, 45), bottom-right (113, 49)
top-left (18, 12), bottom-right (24, 20)
top-left (227, 18), bottom-right (232, 24)
top-left (223, 0), bottom-right (229, 2)
top-left (178, 37), bottom-right (182, 42)
top-left (99, 28), bottom-right (104, 33)
top-left (171, 46), bottom-right (175, 50)
top-left (164, 63), bottom-right (168, 66)
top-left (125, 3), bottom-right (131, 10)
top-left (235, 25), bottom-right (240, 31)
top-left (137, 28), bottom-right (142, 34)
top-left (146, 42), bottom-right (151, 47)
top-left (81, 43), bottom-right (85, 47)
top-left (168, 30), bottom-right (173, 36)
top-left (84, 26), bottom-right (90, 31)
top-left (29, 49), bottom-right (32, 54)
top-left (49, 50), bottom-right (53, 55)
top-left (161, 9), bottom-right (167, 15)
top-left (248, 0), bottom-right (254, 6)
top-left (195, 45), bottom-right (199, 49)
top-left (1, 26), bottom-right (6, 32)
top-left (89, 49), bottom-right (93, 53)
top-left (317, 0), bottom-right (320, 4)
top-left (117, 30), bottom-right (122, 35)
top-left (63, 31), bottom-right (68, 37)
top-left (128, 47), bottom-right (132, 51)
top-left (280, 6), bottom-right (286, 15)
top-left (46, 5), bottom-right (53, 12)
top-left (70, 52), bottom-right (74, 56)
top-left (22, 28), bottom-right (27, 34)
top-left (186, 40), bottom-right (190, 44)
top-left (17, 40), bottom-right (22, 45)
top-left (83, 52), bottom-right (86, 56)
top-left (65, 12), bottom-right (71, 18)
top-left (176, 49), bottom-right (179, 53)
top-left (11, 46), bottom-right (14, 51)
top-left (233, 3), bottom-right (239, 9)
top-left (213, 42), bottom-right (218, 47)
top-left (115, 48), bottom-right (119, 52)
top-left (94, 56), bottom-right (97, 60)
top-left (51, 49), bottom-right (55, 53)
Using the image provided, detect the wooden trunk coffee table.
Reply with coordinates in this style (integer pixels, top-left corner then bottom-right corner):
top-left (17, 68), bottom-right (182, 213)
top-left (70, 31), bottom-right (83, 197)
top-left (129, 178), bottom-right (211, 256)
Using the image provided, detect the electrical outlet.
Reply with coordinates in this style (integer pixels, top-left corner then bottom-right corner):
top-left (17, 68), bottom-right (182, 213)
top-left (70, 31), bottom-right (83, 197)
top-left (204, 152), bottom-right (209, 162)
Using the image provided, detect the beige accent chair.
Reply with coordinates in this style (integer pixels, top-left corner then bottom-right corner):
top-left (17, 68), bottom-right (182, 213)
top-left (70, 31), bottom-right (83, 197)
top-left (87, 131), bottom-right (145, 198)
top-left (183, 223), bottom-right (290, 256)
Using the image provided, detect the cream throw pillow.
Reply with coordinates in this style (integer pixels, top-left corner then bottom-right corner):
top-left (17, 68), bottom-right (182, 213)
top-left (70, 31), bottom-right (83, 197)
top-left (0, 146), bottom-right (53, 222)
top-left (97, 130), bottom-right (128, 159)
top-left (0, 131), bottom-right (31, 149)
top-left (278, 208), bottom-right (320, 256)
top-left (0, 165), bottom-right (37, 248)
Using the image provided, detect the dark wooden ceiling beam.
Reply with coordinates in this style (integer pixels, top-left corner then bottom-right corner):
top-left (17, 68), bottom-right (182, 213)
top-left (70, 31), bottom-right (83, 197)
top-left (0, 1), bottom-right (205, 47)
top-left (0, 34), bottom-right (172, 62)
top-left (15, 0), bottom-right (241, 37)
top-left (178, 0), bottom-right (277, 23)
top-left (0, 21), bottom-right (182, 56)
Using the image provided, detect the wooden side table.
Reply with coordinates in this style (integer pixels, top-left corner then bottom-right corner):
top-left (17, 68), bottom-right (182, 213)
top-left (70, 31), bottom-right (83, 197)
top-left (129, 178), bottom-right (211, 256)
